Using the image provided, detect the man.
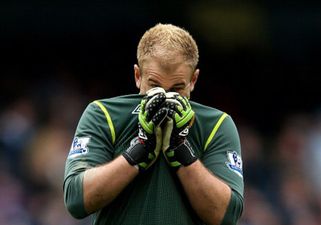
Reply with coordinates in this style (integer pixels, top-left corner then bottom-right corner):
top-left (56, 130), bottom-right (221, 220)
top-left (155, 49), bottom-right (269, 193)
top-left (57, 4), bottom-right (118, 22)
top-left (63, 23), bottom-right (244, 225)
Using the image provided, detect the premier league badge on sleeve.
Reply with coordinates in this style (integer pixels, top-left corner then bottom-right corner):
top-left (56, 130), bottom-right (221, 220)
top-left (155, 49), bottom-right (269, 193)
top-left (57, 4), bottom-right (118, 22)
top-left (68, 137), bottom-right (90, 158)
top-left (226, 151), bottom-right (243, 178)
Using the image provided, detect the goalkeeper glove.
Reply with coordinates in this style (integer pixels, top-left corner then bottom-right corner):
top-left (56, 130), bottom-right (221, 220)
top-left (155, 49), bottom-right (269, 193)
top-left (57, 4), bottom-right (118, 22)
top-left (123, 87), bottom-right (168, 171)
top-left (162, 92), bottom-right (197, 169)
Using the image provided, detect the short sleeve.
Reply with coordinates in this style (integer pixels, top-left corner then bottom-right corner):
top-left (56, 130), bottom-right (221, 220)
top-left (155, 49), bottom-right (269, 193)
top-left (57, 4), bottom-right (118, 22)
top-left (201, 115), bottom-right (244, 197)
top-left (63, 102), bottom-right (115, 218)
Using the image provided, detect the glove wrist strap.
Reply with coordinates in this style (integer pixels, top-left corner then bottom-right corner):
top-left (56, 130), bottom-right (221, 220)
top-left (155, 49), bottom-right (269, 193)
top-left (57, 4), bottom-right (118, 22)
top-left (173, 140), bottom-right (198, 167)
top-left (122, 139), bottom-right (146, 167)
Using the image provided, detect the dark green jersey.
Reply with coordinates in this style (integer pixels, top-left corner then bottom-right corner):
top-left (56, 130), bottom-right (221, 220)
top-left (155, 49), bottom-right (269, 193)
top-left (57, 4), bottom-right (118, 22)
top-left (64, 94), bottom-right (244, 225)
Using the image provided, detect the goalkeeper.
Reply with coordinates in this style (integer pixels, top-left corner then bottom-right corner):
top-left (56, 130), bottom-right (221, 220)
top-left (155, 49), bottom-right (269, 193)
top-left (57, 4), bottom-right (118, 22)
top-left (63, 23), bottom-right (244, 225)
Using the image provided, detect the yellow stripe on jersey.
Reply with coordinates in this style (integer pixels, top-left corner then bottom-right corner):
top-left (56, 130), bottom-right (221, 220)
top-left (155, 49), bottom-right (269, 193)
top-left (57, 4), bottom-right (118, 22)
top-left (93, 100), bottom-right (116, 145)
top-left (204, 112), bottom-right (228, 151)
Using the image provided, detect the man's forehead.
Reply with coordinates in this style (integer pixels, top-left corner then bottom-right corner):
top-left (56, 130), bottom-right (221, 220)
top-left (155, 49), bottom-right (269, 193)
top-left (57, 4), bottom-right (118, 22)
top-left (141, 53), bottom-right (188, 68)
top-left (142, 58), bottom-right (193, 75)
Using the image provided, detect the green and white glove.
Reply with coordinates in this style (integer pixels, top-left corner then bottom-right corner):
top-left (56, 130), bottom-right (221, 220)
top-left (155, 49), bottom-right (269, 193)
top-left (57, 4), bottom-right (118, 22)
top-left (123, 87), bottom-right (168, 171)
top-left (162, 92), bottom-right (197, 169)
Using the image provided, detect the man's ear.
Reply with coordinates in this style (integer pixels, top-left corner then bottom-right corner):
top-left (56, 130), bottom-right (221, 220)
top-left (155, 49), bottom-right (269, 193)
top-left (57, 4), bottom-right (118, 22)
top-left (190, 69), bottom-right (200, 92)
top-left (134, 64), bottom-right (141, 89)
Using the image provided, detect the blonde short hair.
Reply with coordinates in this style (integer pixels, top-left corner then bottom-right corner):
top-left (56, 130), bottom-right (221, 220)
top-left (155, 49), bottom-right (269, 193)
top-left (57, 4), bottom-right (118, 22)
top-left (137, 23), bottom-right (199, 70)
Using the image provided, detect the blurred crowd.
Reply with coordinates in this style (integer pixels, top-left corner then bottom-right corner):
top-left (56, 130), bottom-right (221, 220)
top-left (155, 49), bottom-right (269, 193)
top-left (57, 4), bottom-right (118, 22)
top-left (0, 80), bottom-right (320, 225)
top-left (239, 112), bottom-right (321, 225)
top-left (0, 80), bottom-right (91, 225)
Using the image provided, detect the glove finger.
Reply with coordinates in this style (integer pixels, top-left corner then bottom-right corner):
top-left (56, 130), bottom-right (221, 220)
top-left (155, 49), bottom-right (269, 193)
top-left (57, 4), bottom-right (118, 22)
top-left (146, 87), bottom-right (166, 97)
top-left (152, 107), bottom-right (169, 127)
top-left (176, 95), bottom-right (187, 111)
top-left (165, 92), bottom-right (184, 114)
top-left (145, 92), bottom-right (167, 121)
top-left (165, 94), bottom-right (186, 117)
top-left (165, 92), bottom-right (180, 99)
top-left (141, 87), bottom-right (166, 120)
top-left (161, 100), bottom-right (179, 115)
top-left (166, 108), bottom-right (176, 120)
top-left (182, 96), bottom-right (191, 108)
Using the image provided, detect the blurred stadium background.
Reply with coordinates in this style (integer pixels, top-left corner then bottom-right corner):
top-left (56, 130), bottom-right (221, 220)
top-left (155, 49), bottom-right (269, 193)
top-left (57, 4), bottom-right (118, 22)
top-left (0, 1), bottom-right (321, 224)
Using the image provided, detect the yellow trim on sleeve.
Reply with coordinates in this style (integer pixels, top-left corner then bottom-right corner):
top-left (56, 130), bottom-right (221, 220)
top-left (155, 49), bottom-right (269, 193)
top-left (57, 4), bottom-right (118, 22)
top-left (93, 100), bottom-right (116, 145)
top-left (204, 112), bottom-right (228, 151)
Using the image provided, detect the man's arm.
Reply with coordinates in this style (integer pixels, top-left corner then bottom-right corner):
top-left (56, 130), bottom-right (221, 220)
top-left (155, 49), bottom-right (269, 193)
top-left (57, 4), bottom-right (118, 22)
top-left (177, 160), bottom-right (231, 225)
top-left (83, 88), bottom-right (168, 214)
top-left (161, 94), bottom-right (243, 225)
top-left (65, 89), bottom-right (168, 218)
top-left (83, 155), bottom-right (138, 214)
top-left (161, 95), bottom-right (231, 224)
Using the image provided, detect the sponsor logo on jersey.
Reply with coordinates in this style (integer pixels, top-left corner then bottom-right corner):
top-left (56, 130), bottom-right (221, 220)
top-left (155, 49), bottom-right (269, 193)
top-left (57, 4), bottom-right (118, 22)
top-left (132, 104), bottom-right (141, 114)
top-left (68, 137), bottom-right (90, 158)
top-left (226, 151), bottom-right (243, 178)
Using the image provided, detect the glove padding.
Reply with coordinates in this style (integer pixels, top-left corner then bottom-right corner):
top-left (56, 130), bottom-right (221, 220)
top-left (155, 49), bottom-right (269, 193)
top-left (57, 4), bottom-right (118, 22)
top-left (123, 87), bottom-right (168, 171)
top-left (162, 92), bottom-right (197, 169)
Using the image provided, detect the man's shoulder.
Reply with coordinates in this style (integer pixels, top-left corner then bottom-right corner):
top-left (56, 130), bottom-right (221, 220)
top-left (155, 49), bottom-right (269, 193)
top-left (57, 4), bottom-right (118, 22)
top-left (88, 94), bottom-right (141, 111)
top-left (190, 100), bottom-right (225, 119)
top-left (95, 93), bottom-right (142, 105)
top-left (82, 94), bottom-right (142, 119)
